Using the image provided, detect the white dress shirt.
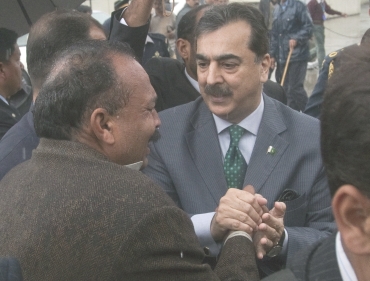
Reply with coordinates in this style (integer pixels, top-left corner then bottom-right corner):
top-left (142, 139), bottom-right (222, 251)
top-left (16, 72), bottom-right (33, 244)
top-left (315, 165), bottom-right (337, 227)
top-left (336, 232), bottom-right (358, 281)
top-left (184, 68), bottom-right (200, 93)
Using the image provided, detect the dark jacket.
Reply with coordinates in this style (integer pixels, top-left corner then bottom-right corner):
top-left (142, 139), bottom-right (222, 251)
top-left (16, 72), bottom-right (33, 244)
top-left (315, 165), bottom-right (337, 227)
top-left (0, 139), bottom-right (259, 281)
top-left (307, 0), bottom-right (342, 25)
top-left (0, 99), bottom-right (21, 140)
top-left (142, 33), bottom-right (170, 65)
top-left (270, 0), bottom-right (313, 64)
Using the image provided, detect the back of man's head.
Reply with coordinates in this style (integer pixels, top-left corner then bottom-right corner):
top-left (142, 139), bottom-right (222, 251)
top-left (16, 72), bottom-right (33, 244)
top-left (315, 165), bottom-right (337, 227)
top-left (0, 28), bottom-right (18, 63)
top-left (321, 44), bottom-right (370, 274)
top-left (321, 45), bottom-right (370, 197)
top-left (27, 9), bottom-right (105, 92)
top-left (195, 3), bottom-right (269, 60)
top-left (34, 40), bottom-right (134, 141)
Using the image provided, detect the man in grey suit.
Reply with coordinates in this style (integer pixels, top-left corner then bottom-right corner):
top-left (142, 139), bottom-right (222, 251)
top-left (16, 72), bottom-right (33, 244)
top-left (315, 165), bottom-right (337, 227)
top-left (263, 39), bottom-right (370, 281)
top-left (143, 3), bottom-right (335, 275)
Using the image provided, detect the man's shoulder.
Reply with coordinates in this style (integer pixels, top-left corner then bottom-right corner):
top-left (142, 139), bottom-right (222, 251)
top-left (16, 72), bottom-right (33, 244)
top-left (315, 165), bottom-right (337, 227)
top-left (0, 112), bottom-right (39, 179)
top-left (159, 98), bottom-right (204, 121)
top-left (267, 95), bottom-right (320, 128)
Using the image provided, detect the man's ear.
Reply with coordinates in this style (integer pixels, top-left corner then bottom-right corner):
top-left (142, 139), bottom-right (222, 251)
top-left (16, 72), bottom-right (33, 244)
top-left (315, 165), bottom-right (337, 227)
top-left (333, 185), bottom-right (370, 255)
top-left (90, 108), bottom-right (115, 145)
top-left (176, 38), bottom-right (191, 61)
top-left (0, 62), bottom-right (6, 79)
top-left (259, 54), bottom-right (270, 83)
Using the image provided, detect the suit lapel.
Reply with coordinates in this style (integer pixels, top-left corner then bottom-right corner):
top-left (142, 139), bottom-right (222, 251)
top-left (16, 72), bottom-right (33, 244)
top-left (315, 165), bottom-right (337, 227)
top-left (245, 95), bottom-right (288, 193)
top-left (185, 101), bottom-right (228, 205)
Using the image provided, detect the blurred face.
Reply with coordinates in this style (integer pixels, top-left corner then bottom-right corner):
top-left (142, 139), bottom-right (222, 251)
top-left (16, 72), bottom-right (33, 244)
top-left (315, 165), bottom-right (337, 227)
top-left (196, 21), bottom-right (269, 124)
top-left (111, 57), bottom-right (161, 168)
top-left (187, 0), bottom-right (199, 8)
top-left (0, 44), bottom-right (23, 98)
top-left (153, 0), bottom-right (163, 14)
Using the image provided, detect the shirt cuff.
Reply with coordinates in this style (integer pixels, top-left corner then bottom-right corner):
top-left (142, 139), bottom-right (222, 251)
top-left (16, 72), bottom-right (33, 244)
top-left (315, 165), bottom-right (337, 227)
top-left (281, 228), bottom-right (288, 257)
top-left (191, 212), bottom-right (221, 256)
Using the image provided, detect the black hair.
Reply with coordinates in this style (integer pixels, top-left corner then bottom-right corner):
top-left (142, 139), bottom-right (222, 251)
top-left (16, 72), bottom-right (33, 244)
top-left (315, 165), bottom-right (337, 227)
top-left (27, 9), bottom-right (105, 89)
top-left (177, 4), bottom-right (210, 44)
top-left (0, 28), bottom-right (18, 62)
top-left (195, 3), bottom-right (269, 60)
top-left (321, 44), bottom-right (370, 197)
top-left (34, 40), bottom-right (135, 140)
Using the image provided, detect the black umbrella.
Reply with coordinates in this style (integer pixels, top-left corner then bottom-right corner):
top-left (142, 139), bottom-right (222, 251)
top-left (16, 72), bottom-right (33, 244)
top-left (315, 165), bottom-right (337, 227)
top-left (0, 0), bottom-right (86, 36)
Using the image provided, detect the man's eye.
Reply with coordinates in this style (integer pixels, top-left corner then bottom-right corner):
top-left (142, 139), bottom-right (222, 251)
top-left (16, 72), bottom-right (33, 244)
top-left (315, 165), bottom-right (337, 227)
top-left (222, 63), bottom-right (237, 69)
top-left (197, 61), bottom-right (208, 69)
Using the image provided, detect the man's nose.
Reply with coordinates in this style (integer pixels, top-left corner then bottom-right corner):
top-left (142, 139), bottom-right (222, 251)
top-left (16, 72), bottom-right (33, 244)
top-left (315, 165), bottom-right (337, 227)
top-left (206, 62), bottom-right (223, 85)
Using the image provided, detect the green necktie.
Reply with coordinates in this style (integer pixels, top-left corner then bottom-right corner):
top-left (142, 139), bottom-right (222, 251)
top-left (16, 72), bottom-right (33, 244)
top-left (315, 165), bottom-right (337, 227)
top-left (223, 125), bottom-right (247, 189)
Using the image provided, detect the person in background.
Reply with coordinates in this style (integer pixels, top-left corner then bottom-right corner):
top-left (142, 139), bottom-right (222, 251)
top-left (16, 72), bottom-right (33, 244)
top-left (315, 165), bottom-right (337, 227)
top-left (304, 28), bottom-right (370, 119)
top-left (0, 28), bottom-right (23, 139)
top-left (150, 0), bottom-right (176, 55)
top-left (307, 0), bottom-right (347, 68)
top-left (76, 4), bottom-right (92, 15)
top-left (176, 0), bottom-right (199, 30)
top-left (270, 0), bottom-right (313, 112)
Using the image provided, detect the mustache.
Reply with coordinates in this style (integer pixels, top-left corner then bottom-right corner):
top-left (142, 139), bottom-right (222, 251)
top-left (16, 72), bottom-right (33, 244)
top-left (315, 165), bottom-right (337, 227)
top-left (149, 128), bottom-right (161, 143)
top-left (204, 84), bottom-right (233, 98)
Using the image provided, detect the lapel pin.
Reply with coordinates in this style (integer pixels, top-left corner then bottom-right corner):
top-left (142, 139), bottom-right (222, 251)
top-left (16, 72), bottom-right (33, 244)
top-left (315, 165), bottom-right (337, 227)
top-left (267, 146), bottom-right (276, 155)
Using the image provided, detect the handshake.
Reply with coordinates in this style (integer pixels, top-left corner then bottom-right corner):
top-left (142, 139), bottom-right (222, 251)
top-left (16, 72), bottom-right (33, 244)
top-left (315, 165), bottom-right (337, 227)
top-left (211, 185), bottom-right (288, 259)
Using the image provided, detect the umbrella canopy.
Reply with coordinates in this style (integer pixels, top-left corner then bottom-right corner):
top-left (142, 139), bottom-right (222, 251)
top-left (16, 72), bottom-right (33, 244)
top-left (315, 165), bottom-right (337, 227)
top-left (0, 0), bottom-right (86, 36)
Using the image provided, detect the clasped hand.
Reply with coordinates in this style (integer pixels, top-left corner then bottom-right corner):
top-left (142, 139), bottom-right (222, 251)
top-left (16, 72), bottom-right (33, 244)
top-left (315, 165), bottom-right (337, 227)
top-left (210, 185), bottom-right (286, 259)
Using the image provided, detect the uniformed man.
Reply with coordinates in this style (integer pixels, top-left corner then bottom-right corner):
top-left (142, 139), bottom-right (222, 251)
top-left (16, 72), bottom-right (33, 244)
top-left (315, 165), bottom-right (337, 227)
top-left (304, 28), bottom-right (370, 119)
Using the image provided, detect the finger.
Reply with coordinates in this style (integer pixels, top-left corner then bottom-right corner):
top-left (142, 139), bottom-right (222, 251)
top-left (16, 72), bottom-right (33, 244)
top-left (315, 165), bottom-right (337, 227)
top-left (217, 203), bottom-right (261, 230)
top-left (224, 189), bottom-right (264, 220)
top-left (214, 214), bottom-right (255, 234)
top-left (255, 194), bottom-right (268, 208)
top-left (270, 201), bottom-right (286, 218)
top-left (254, 235), bottom-right (275, 259)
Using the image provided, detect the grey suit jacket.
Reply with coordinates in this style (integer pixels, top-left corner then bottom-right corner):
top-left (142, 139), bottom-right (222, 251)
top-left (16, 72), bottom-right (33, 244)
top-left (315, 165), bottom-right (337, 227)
top-left (143, 94), bottom-right (336, 266)
top-left (263, 233), bottom-right (342, 281)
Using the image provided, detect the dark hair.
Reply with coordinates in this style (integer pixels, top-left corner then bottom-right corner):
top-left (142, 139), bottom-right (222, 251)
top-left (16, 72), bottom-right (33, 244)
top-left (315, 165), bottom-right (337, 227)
top-left (321, 44), bottom-right (370, 197)
top-left (195, 3), bottom-right (269, 60)
top-left (34, 40), bottom-right (135, 140)
top-left (177, 4), bottom-right (210, 44)
top-left (0, 28), bottom-right (18, 62)
top-left (27, 9), bottom-right (105, 89)
top-left (76, 5), bottom-right (92, 14)
top-left (361, 28), bottom-right (370, 45)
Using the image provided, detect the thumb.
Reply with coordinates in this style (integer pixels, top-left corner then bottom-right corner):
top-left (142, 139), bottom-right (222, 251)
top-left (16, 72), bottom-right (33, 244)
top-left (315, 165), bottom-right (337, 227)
top-left (270, 201), bottom-right (286, 218)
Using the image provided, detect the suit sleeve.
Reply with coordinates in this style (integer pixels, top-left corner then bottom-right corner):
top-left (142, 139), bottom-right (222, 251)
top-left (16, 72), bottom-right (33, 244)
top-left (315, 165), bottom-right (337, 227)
top-left (113, 206), bottom-right (259, 281)
top-left (285, 167), bottom-right (336, 266)
top-left (304, 54), bottom-right (332, 118)
top-left (289, 3), bottom-right (313, 46)
top-left (108, 8), bottom-right (149, 64)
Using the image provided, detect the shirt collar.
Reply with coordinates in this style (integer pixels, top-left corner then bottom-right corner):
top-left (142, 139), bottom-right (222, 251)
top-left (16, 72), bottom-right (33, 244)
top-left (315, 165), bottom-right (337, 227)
top-left (145, 35), bottom-right (154, 45)
top-left (336, 232), bottom-right (358, 281)
top-left (213, 94), bottom-right (264, 136)
top-left (0, 95), bottom-right (9, 105)
top-left (184, 68), bottom-right (200, 92)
